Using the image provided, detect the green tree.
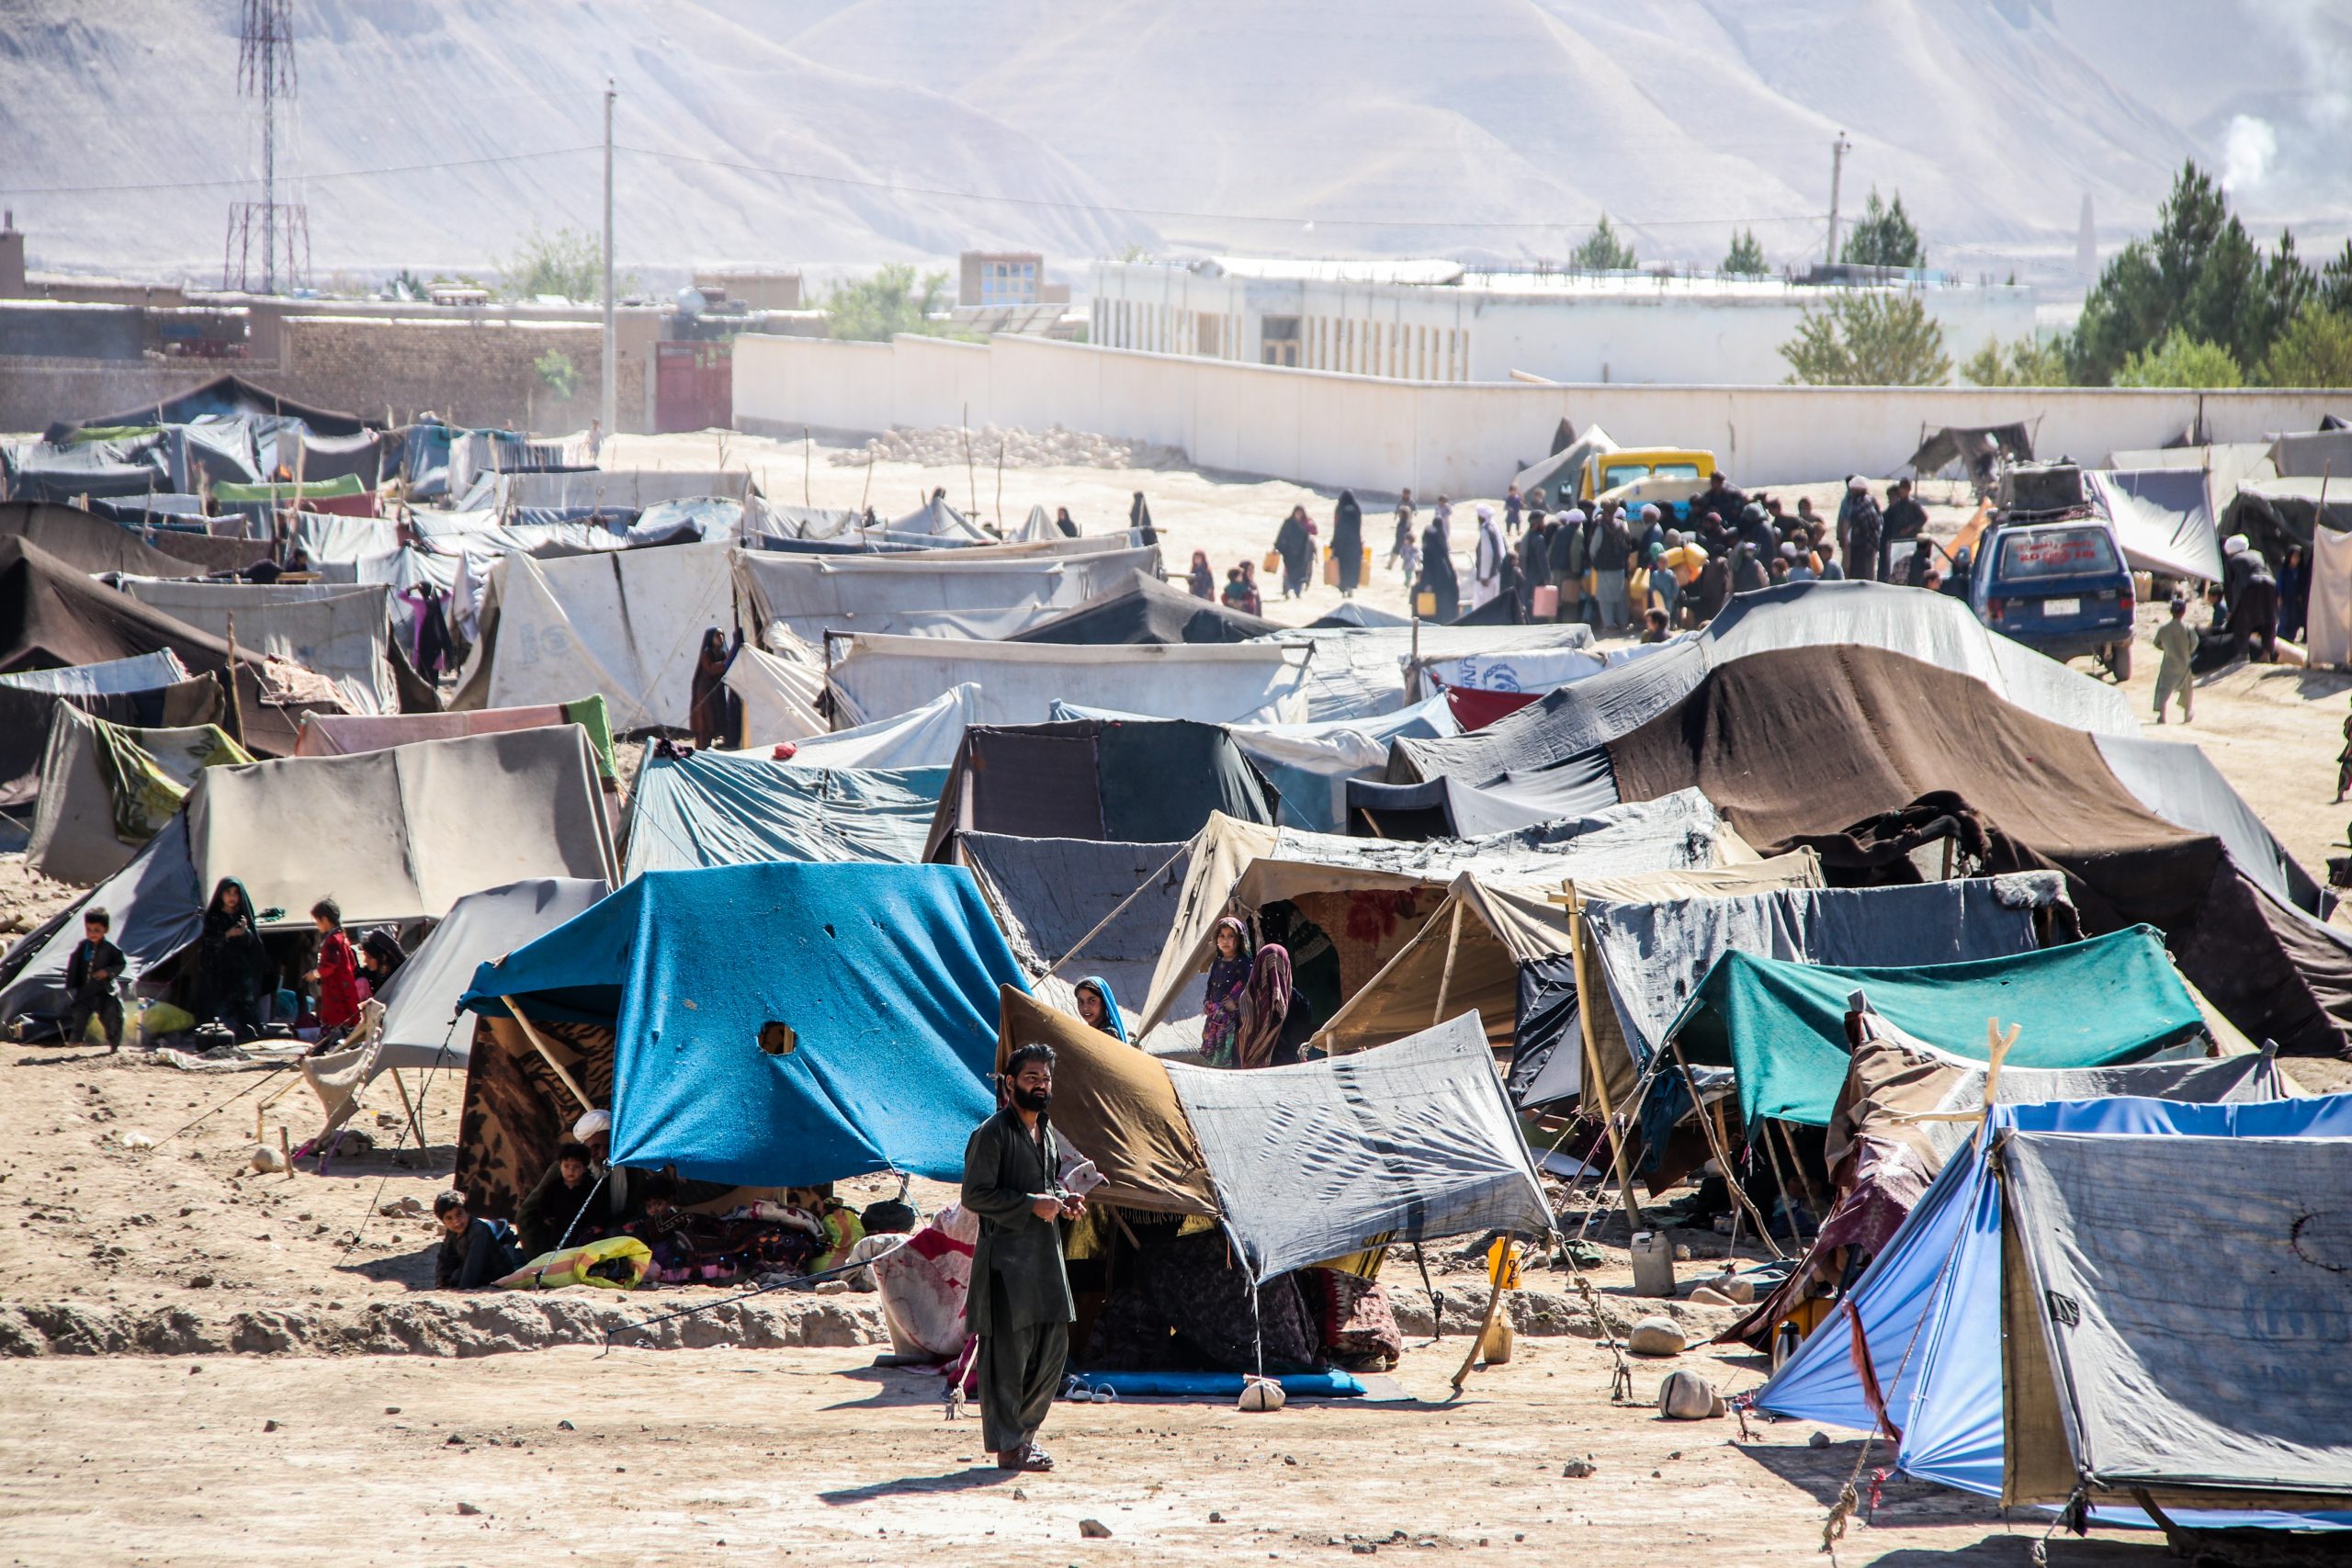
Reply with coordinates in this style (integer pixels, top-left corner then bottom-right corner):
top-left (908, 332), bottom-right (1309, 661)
top-left (2068, 162), bottom-right (2307, 383)
top-left (1722, 228), bottom-right (1767, 276)
top-left (532, 348), bottom-right (578, 400)
top-left (2261, 305), bottom-right (2352, 388)
top-left (1780, 291), bottom-right (1951, 385)
top-left (501, 226), bottom-right (605, 302)
top-left (2112, 329), bottom-right (2243, 389)
top-left (2320, 240), bottom-right (2352, 317)
top-left (822, 264), bottom-right (955, 342)
top-left (1571, 213), bottom-right (1637, 271)
top-left (1962, 333), bottom-right (2073, 387)
top-left (1840, 188), bottom-right (1923, 269)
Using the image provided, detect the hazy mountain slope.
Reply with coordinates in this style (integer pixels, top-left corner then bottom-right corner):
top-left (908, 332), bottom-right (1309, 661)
top-left (0, 0), bottom-right (2336, 281)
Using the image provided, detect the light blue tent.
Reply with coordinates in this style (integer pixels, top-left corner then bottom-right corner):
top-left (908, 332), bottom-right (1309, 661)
top-left (1754, 1092), bottom-right (2352, 1529)
top-left (620, 743), bottom-right (947, 878)
top-left (460, 862), bottom-right (1027, 1187)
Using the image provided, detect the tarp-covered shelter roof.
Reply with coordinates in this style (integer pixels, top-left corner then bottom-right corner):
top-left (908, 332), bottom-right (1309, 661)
top-left (735, 542), bottom-right (1160, 643)
top-left (0, 663), bottom-right (217, 810)
top-left (117, 577), bottom-right (401, 716)
top-left (294, 698), bottom-right (616, 782)
top-left (0, 502), bottom-right (215, 579)
top-left (1905, 422), bottom-right (2033, 478)
top-left (765, 681), bottom-right (980, 772)
top-left (460, 862), bottom-right (1027, 1187)
top-left (1006, 570), bottom-right (1279, 644)
top-left (27, 705), bottom-right (250, 886)
top-left (1670, 926), bottom-right (2209, 1129)
top-left (378, 877), bottom-right (608, 1067)
top-left (922, 718), bottom-right (1273, 863)
top-left (2086, 467), bottom-right (2222, 581)
top-left (829, 634), bottom-right (1316, 728)
top-left (1602, 644), bottom-right (2351, 1055)
top-left (1261, 622), bottom-right (1598, 722)
top-left (962, 834), bottom-right (1192, 1027)
top-left (54, 373), bottom-right (370, 440)
top-left (995, 987), bottom-right (1216, 1216)
top-left (621, 746), bottom-right (945, 878)
top-left (1168, 1012), bottom-right (1555, 1282)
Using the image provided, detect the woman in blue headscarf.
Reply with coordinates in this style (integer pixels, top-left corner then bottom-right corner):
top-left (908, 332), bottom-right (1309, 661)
top-left (1072, 976), bottom-right (1128, 1043)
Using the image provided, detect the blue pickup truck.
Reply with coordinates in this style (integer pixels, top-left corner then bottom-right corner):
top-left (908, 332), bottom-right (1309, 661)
top-left (1968, 516), bottom-right (2136, 681)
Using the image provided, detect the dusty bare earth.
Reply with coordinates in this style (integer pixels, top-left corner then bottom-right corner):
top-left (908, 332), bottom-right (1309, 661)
top-left (0, 441), bottom-right (2343, 1564)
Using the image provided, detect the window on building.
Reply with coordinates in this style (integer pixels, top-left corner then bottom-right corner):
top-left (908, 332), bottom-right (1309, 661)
top-left (979, 258), bottom-right (1038, 309)
top-left (1261, 314), bottom-right (1299, 368)
top-left (1199, 312), bottom-right (1224, 357)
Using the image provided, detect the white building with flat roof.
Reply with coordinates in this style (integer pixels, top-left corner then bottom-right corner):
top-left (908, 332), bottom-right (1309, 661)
top-left (1087, 256), bottom-right (2036, 387)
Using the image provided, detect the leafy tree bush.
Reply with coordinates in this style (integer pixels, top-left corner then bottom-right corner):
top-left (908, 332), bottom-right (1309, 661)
top-left (1840, 188), bottom-right (1923, 269)
top-left (1722, 229), bottom-right (1767, 276)
top-left (1571, 213), bottom-right (1637, 271)
top-left (823, 264), bottom-right (955, 342)
top-left (1781, 291), bottom-right (1951, 385)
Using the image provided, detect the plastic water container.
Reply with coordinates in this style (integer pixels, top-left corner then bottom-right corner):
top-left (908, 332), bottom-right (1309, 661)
top-left (1532, 584), bottom-right (1559, 618)
top-left (1629, 1230), bottom-right (1678, 1298)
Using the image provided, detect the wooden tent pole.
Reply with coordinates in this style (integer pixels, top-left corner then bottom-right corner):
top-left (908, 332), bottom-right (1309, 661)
top-left (1430, 901), bottom-right (1465, 1025)
top-left (1450, 1230), bottom-right (1516, 1393)
top-left (500, 997), bottom-right (593, 1115)
top-left (1568, 892), bottom-right (1645, 1235)
top-left (390, 1067), bottom-right (429, 1150)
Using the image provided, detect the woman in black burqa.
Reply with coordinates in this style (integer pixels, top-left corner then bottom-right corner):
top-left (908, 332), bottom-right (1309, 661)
top-left (1273, 506), bottom-right (1315, 600)
top-left (196, 877), bottom-right (268, 1037)
top-left (687, 626), bottom-right (744, 750)
top-left (1330, 490), bottom-right (1363, 597)
top-left (1416, 507), bottom-right (1460, 623)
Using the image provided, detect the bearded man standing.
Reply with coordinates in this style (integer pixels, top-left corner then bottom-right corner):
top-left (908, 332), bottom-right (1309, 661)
top-left (962, 1042), bottom-right (1083, 1472)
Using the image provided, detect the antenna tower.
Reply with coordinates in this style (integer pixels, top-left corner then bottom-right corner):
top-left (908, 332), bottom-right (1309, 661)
top-left (222, 0), bottom-right (309, 293)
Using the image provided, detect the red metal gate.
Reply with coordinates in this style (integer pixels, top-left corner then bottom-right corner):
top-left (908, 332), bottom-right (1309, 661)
top-left (655, 340), bottom-right (732, 433)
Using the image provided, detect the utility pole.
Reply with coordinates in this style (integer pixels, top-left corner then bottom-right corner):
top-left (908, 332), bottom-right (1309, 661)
top-left (1824, 130), bottom-right (1852, 269)
top-left (601, 78), bottom-right (618, 443)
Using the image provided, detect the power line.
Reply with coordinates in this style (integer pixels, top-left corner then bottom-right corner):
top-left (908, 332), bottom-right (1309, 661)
top-left (0, 145), bottom-right (599, 198)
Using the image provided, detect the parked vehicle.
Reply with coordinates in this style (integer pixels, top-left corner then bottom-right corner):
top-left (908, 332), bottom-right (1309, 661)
top-left (1969, 514), bottom-right (2135, 680)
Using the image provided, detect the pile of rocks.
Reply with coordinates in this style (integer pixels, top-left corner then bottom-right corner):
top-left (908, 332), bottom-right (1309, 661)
top-left (830, 423), bottom-right (1187, 471)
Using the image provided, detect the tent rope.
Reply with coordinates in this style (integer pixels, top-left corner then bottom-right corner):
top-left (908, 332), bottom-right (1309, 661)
top-left (1039, 840), bottom-right (1193, 980)
top-left (334, 1013), bottom-right (460, 1268)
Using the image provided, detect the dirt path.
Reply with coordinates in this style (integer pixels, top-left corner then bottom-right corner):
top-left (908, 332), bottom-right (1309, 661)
top-left (0, 1339), bottom-right (2165, 1567)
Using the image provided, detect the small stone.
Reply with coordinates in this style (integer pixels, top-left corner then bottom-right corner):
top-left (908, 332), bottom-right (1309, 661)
top-left (1209, 1512), bottom-right (1225, 1523)
top-left (446, 1435), bottom-right (466, 1446)
top-left (384, 1407), bottom-right (400, 1415)
top-left (263, 1419), bottom-right (281, 1432)
top-left (187, 1273), bottom-right (214, 1290)
top-left (1626, 1316), bottom-right (1687, 1357)
top-left (1809, 1430), bottom-right (1832, 1450)
top-left (557, 1419), bottom-right (576, 1430)
top-left (1561, 1459), bottom-right (1596, 1478)
top-left (1672, 1244), bottom-right (1691, 1261)
top-left (1657, 1371), bottom-right (1725, 1420)
top-left (1080, 1519), bottom-right (1114, 1540)
top-left (457, 1502), bottom-right (482, 1517)
top-left (1686, 1286), bottom-right (1736, 1307)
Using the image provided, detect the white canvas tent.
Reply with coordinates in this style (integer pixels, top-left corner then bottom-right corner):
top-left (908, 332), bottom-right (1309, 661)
top-left (2085, 468), bottom-right (2222, 581)
top-left (829, 635), bottom-right (1315, 728)
top-left (452, 541), bottom-right (736, 732)
top-left (116, 577), bottom-right (400, 716)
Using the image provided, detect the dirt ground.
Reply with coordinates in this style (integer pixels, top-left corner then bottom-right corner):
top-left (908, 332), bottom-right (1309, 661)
top-left (0, 1337), bottom-right (2174, 1567)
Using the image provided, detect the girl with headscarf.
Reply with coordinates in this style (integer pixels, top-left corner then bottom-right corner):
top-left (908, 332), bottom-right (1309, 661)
top-left (1071, 976), bottom-right (1128, 1043)
top-left (196, 876), bottom-right (266, 1036)
top-left (1199, 916), bottom-right (1252, 1068)
top-left (1416, 508), bottom-right (1460, 624)
top-left (1187, 549), bottom-right (1216, 601)
top-left (1236, 942), bottom-right (1317, 1068)
top-left (1331, 491), bottom-right (1363, 597)
top-left (1274, 506), bottom-right (1315, 600)
top-left (687, 626), bottom-right (743, 750)
top-left (357, 929), bottom-right (407, 996)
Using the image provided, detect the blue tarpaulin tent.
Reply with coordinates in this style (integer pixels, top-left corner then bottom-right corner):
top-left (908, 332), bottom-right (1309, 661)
top-left (621, 745), bottom-right (947, 879)
top-left (1754, 1092), bottom-right (2352, 1529)
top-left (460, 862), bottom-right (1028, 1186)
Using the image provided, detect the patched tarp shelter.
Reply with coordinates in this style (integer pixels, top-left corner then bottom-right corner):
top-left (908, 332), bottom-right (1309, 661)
top-left (27, 705), bottom-right (250, 886)
top-left (962, 835), bottom-right (1193, 1027)
top-left (0, 662), bottom-right (220, 809)
top-left (735, 542), bottom-right (1159, 643)
top-left (1670, 927), bottom-right (2211, 1131)
top-left (2085, 468), bottom-right (2222, 581)
top-left (117, 577), bottom-right (402, 716)
top-left (294, 697), bottom-right (616, 782)
top-left (460, 862), bottom-right (1028, 1187)
top-left (454, 541), bottom-right (735, 732)
top-left (1756, 1095), bottom-right (2352, 1522)
top-left (0, 724), bottom-right (617, 1021)
top-left (621, 746), bottom-right (945, 878)
top-left (1387, 581), bottom-right (2137, 787)
top-left (1007, 570), bottom-right (1278, 644)
top-left (1603, 645), bottom-right (2352, 1055)
top-left (1167, 1012), bottom-right (1555, 1282)
top-left (0, 501), bottom-right (216, 578)
top-left (1345, 766), bottom-right (1620, 840)
top-left (473, 468), bottom-right (753, 513)
top-left (829, 635), bottom-right (1315, 728)
top-left (56, 373), bottom-right (371, 439)
top-left (1137, 791), bottom-right (1747, 1038)
top-left (1263, 622), bottom-right (1599, 722)
top-left (921, 718), bottom-right (1274, 862)
top-left (1996, 1129), bottom-right (2352, 1516)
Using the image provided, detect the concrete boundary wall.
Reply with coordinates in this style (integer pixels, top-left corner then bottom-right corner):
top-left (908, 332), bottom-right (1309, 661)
top-left (736, 333), bottom-right (2349, 493)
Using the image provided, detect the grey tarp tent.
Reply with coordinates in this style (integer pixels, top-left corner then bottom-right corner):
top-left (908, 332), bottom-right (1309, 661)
top-left (1998, 1129), bottom-right (2352, 1515)
top-left (2086, 468), bottom-right (2222, 582)
top-left (829, 635), bottom-right (1316, 728)
top-left (1166, 1012), bottom-right (1554, 1281)
top-left (621, 747), bottom-right (944, 878)
top-left (958, 834), bottom-right (1193, 1032)
top-left (26, 705), bottom-right (249, 886)
top-left (734, 542), bottom-right (1161, 643)
top-left (116, 577), bottom-right (401, 716)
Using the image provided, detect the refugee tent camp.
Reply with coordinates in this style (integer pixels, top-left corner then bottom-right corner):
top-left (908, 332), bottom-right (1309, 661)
top-left (458, 861), bottom-right (1027, 1193)
top-left (0, 723), bottom-right (616, 1024)
top-left (620, 746), bottom-right (945, 877)
top-left (1755, 1094), bottom-right (2352, 1524)
top-left (299, 876), bottom-right (609, 1155)
top-left (1600, 645), bottom-right (2352, 1055)
top-left (464, 467), bottom-right (753, 514)
top-left (733, 540), bottom-right (1159, 643)
top-left (827, 634), bottom-right (1317, 728)
top-left (454, 540), bottom-right (735, 732)
top-left (920, 717), bottom-right (1275, 862)
top-left (26, 705), bottom-right (251, 886)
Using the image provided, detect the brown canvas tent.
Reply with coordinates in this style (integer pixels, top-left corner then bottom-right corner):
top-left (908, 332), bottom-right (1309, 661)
top-left (0, 501), bottom-right (226, 579)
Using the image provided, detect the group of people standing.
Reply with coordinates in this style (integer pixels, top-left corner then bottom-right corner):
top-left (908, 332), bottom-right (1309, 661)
top-left (176, 878), bottom-right (403, 1047)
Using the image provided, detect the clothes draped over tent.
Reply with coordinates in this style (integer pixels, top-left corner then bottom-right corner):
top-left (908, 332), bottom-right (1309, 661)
top-left (27, 706), bottom-right (251, 886)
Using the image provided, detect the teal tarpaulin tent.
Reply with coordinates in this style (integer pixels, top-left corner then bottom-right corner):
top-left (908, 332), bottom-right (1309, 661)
top-left (461, 861), bottom-right (1027, 1186)
top-left (620, 743), bottom-right (947, 879)
top-left (1668, 925), bottom-right (2207, 1129)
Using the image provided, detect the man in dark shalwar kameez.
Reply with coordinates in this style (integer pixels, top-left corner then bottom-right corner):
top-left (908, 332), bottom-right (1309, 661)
top-left (961, 1043), bottom-right (1082, 1472)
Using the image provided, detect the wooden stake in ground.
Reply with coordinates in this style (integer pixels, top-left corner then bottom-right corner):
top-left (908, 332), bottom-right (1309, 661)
top-left (1451, 1230), bottom-right (1517, 1393)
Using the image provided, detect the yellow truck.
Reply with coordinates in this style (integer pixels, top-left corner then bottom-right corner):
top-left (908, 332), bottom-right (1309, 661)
top-left (1580, 446), bottom-right (1717, 507)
